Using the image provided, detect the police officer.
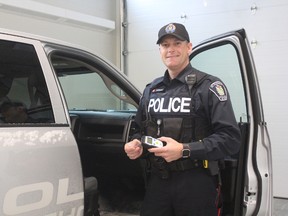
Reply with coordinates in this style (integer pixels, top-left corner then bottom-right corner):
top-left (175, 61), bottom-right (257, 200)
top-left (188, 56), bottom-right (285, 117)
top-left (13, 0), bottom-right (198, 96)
top-left (124, 22), bottom-right (241, 216)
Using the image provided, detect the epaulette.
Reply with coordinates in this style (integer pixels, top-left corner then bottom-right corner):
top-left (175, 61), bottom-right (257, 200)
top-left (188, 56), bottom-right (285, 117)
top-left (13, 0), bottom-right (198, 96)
top-left (142, 76), bottom-right (164, 101)
top-left (192, 68), bottom-right (211, 86)
top-left (145, 76), bottom-right (164, 89)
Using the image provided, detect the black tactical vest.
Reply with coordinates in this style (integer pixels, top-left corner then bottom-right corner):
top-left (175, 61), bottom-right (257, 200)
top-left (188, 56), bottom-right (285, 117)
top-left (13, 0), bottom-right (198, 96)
top-left (141, 70), bottom-right (213, 143)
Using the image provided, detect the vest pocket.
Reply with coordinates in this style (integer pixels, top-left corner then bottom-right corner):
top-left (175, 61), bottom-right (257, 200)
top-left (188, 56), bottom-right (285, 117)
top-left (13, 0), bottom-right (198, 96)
top-left (162, 118), bottom-right (183, 140)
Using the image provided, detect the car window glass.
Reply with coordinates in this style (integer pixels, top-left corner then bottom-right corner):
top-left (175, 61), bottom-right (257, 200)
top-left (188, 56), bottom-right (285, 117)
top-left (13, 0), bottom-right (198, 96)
top-left (50, 55), bottom-right (137, 112)
top-left (0, 39), bottom-right (54, 124)
top-left (190, 43), bottom-right (247, 123)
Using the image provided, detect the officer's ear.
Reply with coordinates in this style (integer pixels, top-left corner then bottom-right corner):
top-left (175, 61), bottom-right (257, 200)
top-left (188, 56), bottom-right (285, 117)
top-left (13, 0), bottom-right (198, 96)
top-left (187, 42), bottom-right (193, 55)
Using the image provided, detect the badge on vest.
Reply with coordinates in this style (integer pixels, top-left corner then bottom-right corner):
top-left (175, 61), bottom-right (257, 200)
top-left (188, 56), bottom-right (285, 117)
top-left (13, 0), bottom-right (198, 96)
top-left (209, 81), bottom-right (228, 101)
top-left (152, 88), bottom-right (165, 93)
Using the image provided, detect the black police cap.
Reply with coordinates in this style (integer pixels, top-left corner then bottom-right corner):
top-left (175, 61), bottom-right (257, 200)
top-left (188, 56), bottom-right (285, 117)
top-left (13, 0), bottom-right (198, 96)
top-left (156, 23), bottom-right (190, 44)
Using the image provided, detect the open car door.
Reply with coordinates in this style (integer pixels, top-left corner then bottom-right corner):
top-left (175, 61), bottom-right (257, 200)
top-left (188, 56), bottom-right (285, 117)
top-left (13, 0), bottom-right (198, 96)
top-left (190, 29), bottom-right (273, 216)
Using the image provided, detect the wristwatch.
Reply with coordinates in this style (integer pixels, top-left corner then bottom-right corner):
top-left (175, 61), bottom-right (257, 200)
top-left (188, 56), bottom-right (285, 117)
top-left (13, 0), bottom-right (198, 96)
top-left (182, 144), bottom-right (190, 158)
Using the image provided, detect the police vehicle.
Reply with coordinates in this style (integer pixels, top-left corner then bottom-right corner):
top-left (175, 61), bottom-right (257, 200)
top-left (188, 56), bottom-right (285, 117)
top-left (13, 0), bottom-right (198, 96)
top-left (0, 28), bottom-right (272, 216)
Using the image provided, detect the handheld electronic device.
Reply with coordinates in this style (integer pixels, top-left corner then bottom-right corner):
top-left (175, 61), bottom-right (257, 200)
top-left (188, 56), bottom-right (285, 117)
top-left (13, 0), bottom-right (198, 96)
top-left (141, 136), bottom-right (164, 149)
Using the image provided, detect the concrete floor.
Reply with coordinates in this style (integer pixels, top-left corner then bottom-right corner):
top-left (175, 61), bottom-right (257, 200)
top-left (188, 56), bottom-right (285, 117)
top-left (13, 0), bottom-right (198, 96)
top-left (274, 198), bottom-right (288, 216)
top-left (99, 198), bottom-right (288, 215)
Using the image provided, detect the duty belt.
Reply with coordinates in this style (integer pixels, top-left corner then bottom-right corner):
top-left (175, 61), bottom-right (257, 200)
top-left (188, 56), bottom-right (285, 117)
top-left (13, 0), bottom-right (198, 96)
top-left (168, 159), bottom-right (207, 171)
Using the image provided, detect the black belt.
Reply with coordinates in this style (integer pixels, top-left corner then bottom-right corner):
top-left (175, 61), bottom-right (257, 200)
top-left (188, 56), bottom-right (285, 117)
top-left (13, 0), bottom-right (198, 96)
top-left (168, 159), bottom-right (203, 171)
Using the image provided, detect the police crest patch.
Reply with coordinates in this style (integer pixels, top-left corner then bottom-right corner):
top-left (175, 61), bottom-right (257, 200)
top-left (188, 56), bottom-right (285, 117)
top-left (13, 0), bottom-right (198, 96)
top-left (209, 81), bottom-right (228, 101)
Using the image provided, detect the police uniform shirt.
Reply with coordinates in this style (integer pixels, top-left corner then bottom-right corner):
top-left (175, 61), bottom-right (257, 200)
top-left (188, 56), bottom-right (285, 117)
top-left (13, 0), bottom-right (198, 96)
top-left (134, 63), bottom-right (241, 161)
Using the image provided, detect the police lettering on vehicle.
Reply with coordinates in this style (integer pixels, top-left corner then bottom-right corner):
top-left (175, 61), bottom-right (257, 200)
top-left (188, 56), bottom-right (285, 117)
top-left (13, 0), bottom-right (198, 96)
top-left (148, 97), bottom-right (191, 113)
top-left (3, 178), bottom-right (83, 216)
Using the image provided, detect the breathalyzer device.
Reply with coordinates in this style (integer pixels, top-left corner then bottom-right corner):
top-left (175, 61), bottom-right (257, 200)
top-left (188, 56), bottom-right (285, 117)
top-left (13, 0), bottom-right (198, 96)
top-left (141, 136), bottom-right (164, 148)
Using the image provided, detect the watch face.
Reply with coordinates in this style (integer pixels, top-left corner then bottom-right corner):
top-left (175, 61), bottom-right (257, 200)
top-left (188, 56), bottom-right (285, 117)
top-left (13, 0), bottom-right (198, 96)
top-left (182, 149), bottom-right (190, 158)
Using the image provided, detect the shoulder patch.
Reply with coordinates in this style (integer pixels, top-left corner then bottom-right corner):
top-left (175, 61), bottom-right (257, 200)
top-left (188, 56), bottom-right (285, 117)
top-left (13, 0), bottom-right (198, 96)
top-left (209, 81), bottom-right (227, 101)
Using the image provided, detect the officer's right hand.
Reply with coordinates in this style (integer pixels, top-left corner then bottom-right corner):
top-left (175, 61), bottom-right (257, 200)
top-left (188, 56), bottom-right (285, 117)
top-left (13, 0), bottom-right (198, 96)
top-left (124, 139), bottom-right (143, 160)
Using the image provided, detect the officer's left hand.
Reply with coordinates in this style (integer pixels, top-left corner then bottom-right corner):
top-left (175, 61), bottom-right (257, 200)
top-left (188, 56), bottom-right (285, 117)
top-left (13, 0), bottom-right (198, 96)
top-left (148, 137), bottom-right (183, 162)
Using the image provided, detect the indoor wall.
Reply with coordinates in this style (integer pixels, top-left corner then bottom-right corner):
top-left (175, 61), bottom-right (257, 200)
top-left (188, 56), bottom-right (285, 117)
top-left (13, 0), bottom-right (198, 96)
top-left (0, 0), bottom-right (122, 68)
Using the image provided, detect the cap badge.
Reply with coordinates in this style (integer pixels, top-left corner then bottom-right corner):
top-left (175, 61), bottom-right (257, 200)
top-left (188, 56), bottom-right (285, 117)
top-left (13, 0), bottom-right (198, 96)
top-left (165, 24), bottom-right (176, 33)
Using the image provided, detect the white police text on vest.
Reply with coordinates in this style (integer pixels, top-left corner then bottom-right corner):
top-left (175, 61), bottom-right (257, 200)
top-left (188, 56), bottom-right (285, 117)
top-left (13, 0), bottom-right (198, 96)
top-left (148, 97), bottom-right (191, 113)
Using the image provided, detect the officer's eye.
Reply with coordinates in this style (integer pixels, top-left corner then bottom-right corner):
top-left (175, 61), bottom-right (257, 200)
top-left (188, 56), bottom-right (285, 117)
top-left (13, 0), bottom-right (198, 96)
top-left (161, 43), bottom-right (169, 48)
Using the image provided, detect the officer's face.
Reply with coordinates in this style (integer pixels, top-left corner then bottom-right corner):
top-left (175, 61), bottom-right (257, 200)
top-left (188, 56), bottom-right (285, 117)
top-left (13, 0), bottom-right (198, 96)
top-left (159, 36), bottom-right (192, 76)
